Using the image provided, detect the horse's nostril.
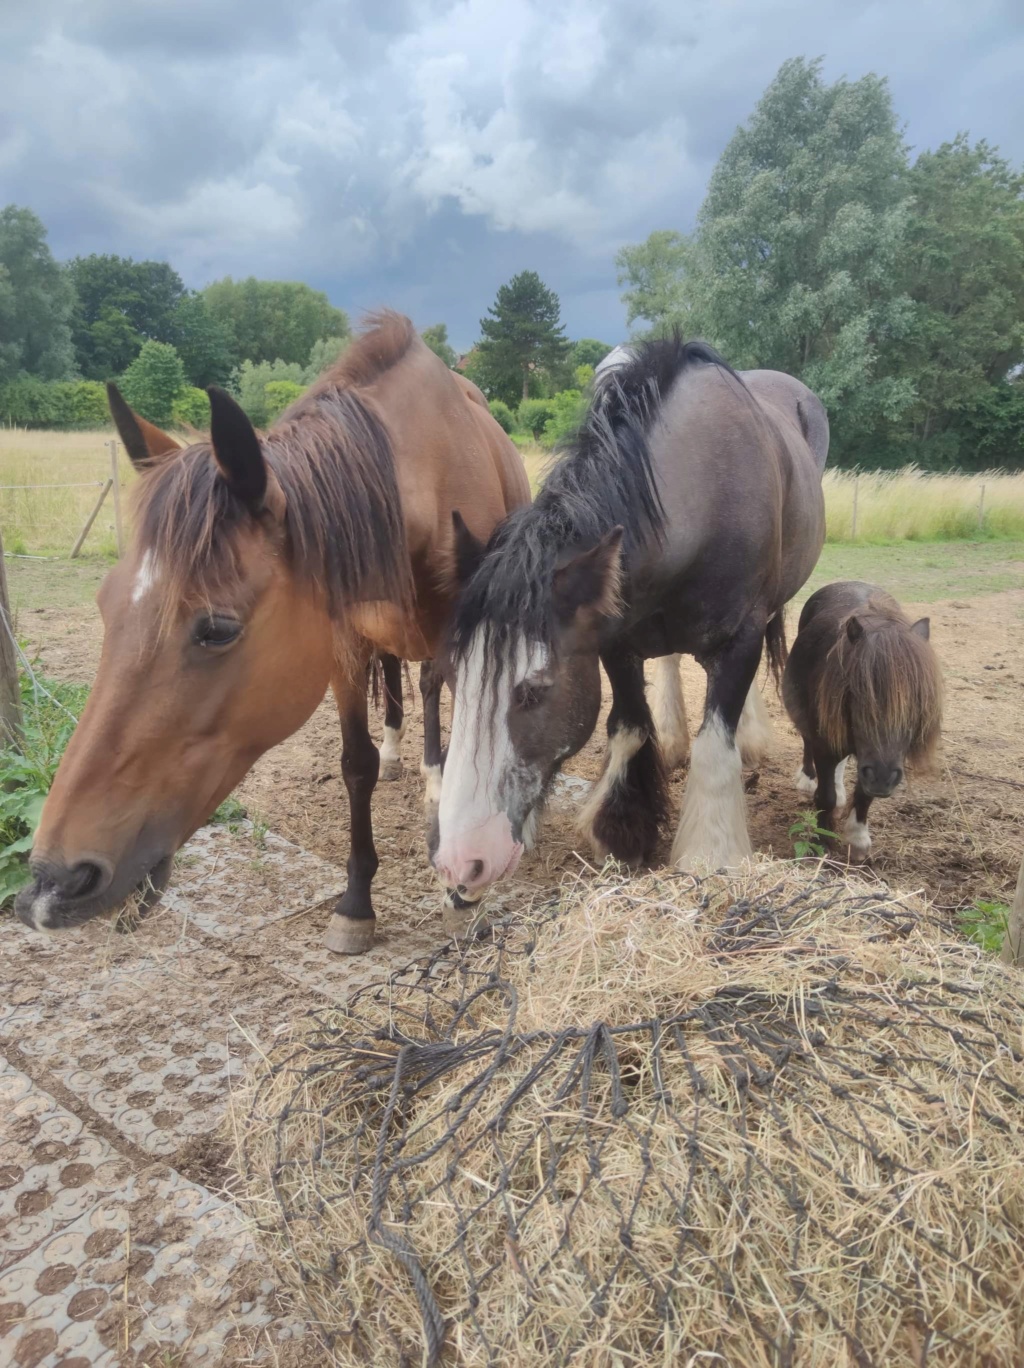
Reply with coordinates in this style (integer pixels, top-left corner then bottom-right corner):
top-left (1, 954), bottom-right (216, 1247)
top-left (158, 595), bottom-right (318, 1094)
top-left (469, 859), bottom-right (484, 883)
top-left (65, 861), bottom-right (106, 900)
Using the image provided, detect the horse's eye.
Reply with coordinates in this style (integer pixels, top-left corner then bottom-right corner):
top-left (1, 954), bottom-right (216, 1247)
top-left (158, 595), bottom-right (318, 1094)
top-left (194, 615), bottom-right (243, 648)
top-left (514, 680), bottom-right (550, 712)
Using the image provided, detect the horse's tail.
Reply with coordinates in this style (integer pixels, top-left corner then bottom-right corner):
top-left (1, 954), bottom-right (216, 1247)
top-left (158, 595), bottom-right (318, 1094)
top-left (764, 610), bottom-right (788, 691)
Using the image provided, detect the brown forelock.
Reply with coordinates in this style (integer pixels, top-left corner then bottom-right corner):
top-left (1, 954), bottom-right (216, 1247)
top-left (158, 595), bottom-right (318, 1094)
top-left (131, 386), bottom-right (412, 630)
top-left (815, 596), bottom-right (943, 765)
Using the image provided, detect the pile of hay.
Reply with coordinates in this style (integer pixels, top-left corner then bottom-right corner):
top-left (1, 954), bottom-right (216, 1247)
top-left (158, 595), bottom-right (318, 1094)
top-left (235, 864), bottom-right (1024, 1366)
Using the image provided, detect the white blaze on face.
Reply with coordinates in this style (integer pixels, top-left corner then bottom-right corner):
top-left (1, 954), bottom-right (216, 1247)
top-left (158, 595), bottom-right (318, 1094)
top-left (436, 631), bottom-right (547, 891)
top-left (131, 549), bottom-right (159, 604)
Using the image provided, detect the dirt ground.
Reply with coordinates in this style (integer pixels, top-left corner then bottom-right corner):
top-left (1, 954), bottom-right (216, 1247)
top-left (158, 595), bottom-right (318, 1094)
top-left (13, 572), bottom-right (1024, 923)
top-left (3, 551), bottom-right (1023, 1364)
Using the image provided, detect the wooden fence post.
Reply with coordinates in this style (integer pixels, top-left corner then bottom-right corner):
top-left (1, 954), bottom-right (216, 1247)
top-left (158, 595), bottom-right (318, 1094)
top-left (0, 525), bottom-right (23, 745)
top-left (108, 439), bottom-right (124, 557)
top-left (1000, 851), bottom-right (1024, 967)
top-left (850, 475), bottom-right (860, 540)
top-left (70, 478), bottom-right (113, 559)
top-left (978, 483), bottom-right (986, 532)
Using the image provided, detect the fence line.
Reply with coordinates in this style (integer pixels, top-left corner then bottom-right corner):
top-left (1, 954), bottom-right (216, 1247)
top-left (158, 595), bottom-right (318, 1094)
top-left (0, 481), bottom-right (105, 490)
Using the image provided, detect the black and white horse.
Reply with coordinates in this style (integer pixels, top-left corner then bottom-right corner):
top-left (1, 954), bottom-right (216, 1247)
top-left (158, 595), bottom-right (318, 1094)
top-left (433, 337), bottom-right (828, 910)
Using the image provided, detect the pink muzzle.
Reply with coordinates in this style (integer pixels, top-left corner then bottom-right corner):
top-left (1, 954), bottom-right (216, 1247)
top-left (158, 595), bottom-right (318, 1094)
top-left (434, 811), bottom-right (523, 895)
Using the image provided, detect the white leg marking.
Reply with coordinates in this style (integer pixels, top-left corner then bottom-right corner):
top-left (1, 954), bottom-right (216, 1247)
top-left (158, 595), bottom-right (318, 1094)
top-left (649, 655), bottom-right (690, 769)
top-left (131, 549), bottom-right (158, 604)
top-left (842, 810), bottom-right (871, 854)
top-left (577, 726), bottom-right (646, 854)
top-left (834, 758), bottom-right (848, 809)
top-left (379, 722), bottom-right (406, 766)
top-left (793, 764), bottom-right (817, 797)
top-left (671, 713), bottom-right (752, 871)
top-left (521, 805), bottom-right (541, 851)
top-left (420, 761), bottom-right (443, 809)
top-left (735, 679), bottom-right (773, 767)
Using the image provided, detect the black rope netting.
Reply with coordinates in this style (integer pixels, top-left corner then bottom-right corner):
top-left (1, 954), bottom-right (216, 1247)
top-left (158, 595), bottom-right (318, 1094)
top-left (237, 871), bottom-right (1024, 1367)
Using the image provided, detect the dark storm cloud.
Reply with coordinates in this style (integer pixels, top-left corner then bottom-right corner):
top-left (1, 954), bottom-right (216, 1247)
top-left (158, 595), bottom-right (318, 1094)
top-left (2, 0), bottom-right (1022, 348)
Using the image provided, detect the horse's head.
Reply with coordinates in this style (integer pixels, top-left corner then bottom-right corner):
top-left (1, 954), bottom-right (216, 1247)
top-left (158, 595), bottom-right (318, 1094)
top-left (837, 611), bottom-right (940, 798)
top-left (433, 515), bottom-right (622, 901)
top-left (16, 386), bottom-right (335, 930)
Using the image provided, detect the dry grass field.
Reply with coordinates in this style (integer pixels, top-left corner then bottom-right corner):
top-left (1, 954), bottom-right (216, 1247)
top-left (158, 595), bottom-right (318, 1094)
top-left (3, 427), bottom-right (1024, 556)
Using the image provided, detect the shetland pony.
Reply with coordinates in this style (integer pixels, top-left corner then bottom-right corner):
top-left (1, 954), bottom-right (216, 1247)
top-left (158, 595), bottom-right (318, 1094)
top-left (783, 580), bottom-right (942, 857)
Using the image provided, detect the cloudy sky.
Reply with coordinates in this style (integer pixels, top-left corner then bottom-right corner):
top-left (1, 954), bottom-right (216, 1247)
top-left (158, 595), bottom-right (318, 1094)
top-left (2, 0), bottom-right (1022, 349)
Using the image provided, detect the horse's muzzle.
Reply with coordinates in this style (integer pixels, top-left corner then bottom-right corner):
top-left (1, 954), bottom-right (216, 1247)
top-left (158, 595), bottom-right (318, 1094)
top-left (15, 851), bottom-right (173, 931)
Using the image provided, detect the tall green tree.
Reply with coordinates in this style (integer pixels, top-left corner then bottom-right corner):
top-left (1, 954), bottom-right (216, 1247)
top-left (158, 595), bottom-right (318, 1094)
top-left (169, 292), bottom-right (235, 388)
top-left (475, 271), bottom-right (570, 405)
top-left (900, 136), bottom-right (1024, 466)
top-left (421, 323), bottom-right (457, 368)
top-left (203, 277), bottom-right (349, 367)
top-left (67, 254), bottom-right (186, 378)
top-left (0, 206), bottom-right (76, 382)
top-left (570, 339), bottom-right (613, 369)
top-left (305, 335), bottom-right (349, 381)
top-left (615, 231), bottom-right (693, 335)
top-left (119, 340), bottom-right (186, 426)
top-left (686, 58), bottom-right (917, 461)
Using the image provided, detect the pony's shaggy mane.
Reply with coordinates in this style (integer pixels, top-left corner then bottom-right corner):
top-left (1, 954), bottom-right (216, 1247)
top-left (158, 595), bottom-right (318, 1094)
top-left (816, 597), bottom-right (943, 766)
top-left (451, 334), bottom-right (736, 682)
top-left (131, 312), bottom-right (416, 619)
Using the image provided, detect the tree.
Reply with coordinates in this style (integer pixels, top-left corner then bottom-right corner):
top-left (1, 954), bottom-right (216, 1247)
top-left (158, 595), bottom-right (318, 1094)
top-left (899, 136), bottom-right (1024, 466)
top-left (678, 58), bottom-right (917, 462)
top-left (203, 277), bottom-right (349, 367)
top-left (67, 254), bottom-right (187, 378)
top-left (233, 358), bottom-right (306, 426)
top-left (615, 231), bottom-right (693, 334)
top-left (170, 292), bottom-right (236, 388)
top-left (119, 341), bottom-right (187, 426)
top-left (570, 339), bottom-right (613, 369)
top-left (305, 335), bottom-right (349, 382)
top-left (475, 271), bottom-right (570, 405)
top-left (0, 206), bottom-right (76, 382)
top-left (421, 323), bottom-right (457, 368)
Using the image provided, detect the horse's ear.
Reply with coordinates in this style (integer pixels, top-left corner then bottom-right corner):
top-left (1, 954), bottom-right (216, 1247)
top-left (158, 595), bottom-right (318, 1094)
top-left (207, 386), bottom-right (267, 513)
top-left (910, 617), bottom-right (930, 641)
top-left (451, 511), bottom-right (486, 585)
top-left (552, 526), bottom-right (624, 623)
top-left (106, 383), bottom-right (182, 467)
top-left (846, 616), bottom-right (865, 644)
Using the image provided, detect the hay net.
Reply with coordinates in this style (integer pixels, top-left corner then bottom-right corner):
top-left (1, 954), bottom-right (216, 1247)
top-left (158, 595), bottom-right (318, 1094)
top-left (236, 865), bottom-right (1024, 1367)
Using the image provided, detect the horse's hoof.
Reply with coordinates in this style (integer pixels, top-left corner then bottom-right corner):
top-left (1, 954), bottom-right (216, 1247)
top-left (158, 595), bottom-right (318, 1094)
top-left (324, 913), bottom-right (376, 954)
top-left (443, 890), bottom-right (487, 939)
top-left (379, 759), bottom-right (404, 782)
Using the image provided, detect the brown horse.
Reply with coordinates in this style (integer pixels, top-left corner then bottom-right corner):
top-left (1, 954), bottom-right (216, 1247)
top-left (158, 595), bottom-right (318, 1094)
top-left (15, 312), bottom-right (530, 953)
top-left (783, 580), bottom-right (942, 858)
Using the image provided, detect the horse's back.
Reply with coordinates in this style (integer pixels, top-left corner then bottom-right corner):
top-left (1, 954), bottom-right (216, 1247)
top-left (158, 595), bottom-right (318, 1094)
top-left (797, 580), bottom-right (898, 634)
top-left (741, 369), bottom-right (830, 473)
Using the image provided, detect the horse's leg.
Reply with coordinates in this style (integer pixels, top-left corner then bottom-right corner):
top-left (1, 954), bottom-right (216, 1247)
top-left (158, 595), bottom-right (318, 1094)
top-left (378, 653), bottom-right (406, 781)
top-left (419, 660), bottom-right (444, 811)
top-left (841, 782), bottom-right (874, 861)
top-left (735, 679), bottom-right (773, 768)
top-left (794, 737), bottom-right (817, 797)
top-left (324, 669), bottom-right (380, 954)
top-left (579, 650), bottom-right (667, 865)
top-left (649, 654), bottom-right (691, 770)
top-left (810, 740), bottom-right (842, 846)
top-left (671, 625), bottom-right (763, 870)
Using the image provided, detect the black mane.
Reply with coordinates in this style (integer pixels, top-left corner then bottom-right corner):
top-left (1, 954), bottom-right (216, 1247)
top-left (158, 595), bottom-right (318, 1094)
top-left (452, 335), bottom-right (734, 673)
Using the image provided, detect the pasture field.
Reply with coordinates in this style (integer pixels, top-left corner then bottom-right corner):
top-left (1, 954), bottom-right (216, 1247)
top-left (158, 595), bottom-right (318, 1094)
top-left (3, 426), bottom-right (1024, 555)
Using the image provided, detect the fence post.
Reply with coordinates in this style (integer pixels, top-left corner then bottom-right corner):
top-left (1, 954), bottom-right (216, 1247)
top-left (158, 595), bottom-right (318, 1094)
top-left (108, 439), bottom-right (124, 557)
top-left (1001, 850), bottom-right (1024, 967)
top-left (850, 475), bottom-right (859, 540)
top-left (978, 483), bottom-right (986, 532)
top-left (0, 525), bottom-right (23, 745)
top-left (70, 478), bottom-right (113, 559)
